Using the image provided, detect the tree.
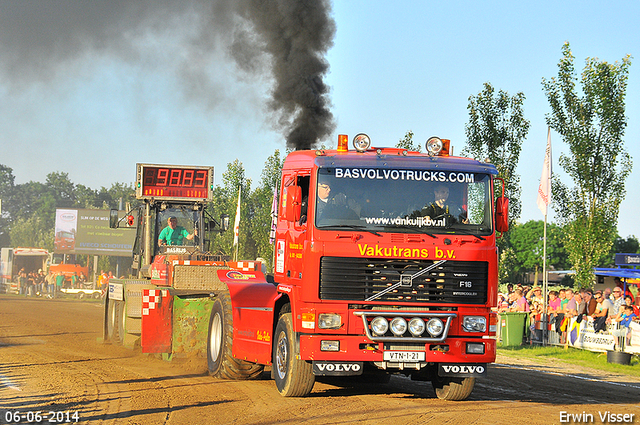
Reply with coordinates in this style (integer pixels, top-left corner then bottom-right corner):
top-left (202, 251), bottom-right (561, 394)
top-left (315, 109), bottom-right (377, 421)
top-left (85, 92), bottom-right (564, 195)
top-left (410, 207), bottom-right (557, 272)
top-left (250, 150), bottom-right (286, 272)
top-left (9, 215), bottom-right (54, 250)
top-left (543, 42), bottom-right (632, 287)
top-left (463, 82), bottom-right (529, 227)
top-left (0, 165), bottom-right (16, 247)
top-left (608, 235), bottom-right (640, 267)
top-left (395, 130), bottom-right (422, 152)
top-left (45, 172), bottom-right (76, 208)
top-left (211, 160), bottom-right (254, 260)
top-left (507, 220), bottom-right (570, 285)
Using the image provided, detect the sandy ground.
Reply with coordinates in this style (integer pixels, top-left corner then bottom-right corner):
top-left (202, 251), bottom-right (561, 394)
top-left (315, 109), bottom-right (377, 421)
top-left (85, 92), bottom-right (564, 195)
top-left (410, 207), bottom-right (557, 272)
top-left (1, 294), bottom-right (639, 425)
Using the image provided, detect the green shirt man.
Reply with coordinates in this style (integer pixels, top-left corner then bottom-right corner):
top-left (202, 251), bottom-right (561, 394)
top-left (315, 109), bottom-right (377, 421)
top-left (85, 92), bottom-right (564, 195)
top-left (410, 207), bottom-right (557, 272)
top-left (158, 217), bottom-right (195, 246)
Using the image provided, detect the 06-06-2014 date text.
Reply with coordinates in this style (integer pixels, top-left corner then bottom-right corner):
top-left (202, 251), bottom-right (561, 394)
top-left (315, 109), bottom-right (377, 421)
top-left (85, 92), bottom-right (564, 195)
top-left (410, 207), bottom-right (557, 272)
top-left (3, 411), bottom-right (79, 423)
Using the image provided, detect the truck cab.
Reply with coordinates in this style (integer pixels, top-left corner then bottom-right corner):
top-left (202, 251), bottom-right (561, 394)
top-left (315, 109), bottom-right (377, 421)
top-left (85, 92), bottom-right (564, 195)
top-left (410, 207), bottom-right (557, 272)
top-left (258, 134), bottom-right (508, 400)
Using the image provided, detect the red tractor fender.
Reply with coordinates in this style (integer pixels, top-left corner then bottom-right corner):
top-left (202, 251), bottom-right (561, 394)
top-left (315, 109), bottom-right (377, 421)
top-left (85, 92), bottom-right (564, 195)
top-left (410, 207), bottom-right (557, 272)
top-left (216, 269), bottom-right (281, 364)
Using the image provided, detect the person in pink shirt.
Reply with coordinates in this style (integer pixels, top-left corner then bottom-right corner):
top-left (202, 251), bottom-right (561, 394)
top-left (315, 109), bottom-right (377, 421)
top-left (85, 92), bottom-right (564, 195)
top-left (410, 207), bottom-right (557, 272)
top-left (511, 289), bottom-right (530, 312)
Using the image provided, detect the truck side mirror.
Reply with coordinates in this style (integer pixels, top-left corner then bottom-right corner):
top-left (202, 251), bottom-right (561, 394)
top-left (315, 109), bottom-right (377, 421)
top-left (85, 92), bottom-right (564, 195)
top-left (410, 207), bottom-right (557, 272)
top-left (495, 197), bottom-right (509, 233)
top-left (284, 185), bottom-right (302, 222)
top-left (109, 209), bottom-right (119, 228)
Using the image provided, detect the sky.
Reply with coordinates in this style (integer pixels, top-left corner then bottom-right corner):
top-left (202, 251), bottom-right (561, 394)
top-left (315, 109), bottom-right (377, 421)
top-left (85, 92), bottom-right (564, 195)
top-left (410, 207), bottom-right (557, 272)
top-left (1, 1), bottom-right (639, 238)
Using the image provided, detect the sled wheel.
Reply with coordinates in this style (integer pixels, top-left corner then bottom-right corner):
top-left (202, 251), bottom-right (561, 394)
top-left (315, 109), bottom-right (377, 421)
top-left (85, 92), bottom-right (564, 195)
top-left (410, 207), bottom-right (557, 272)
top-left (273, 310), bottom-right (315, 397)
top-left (207, 292), bottom-right (264, 379)
top-left (432, 376), bottom-right (475, 401)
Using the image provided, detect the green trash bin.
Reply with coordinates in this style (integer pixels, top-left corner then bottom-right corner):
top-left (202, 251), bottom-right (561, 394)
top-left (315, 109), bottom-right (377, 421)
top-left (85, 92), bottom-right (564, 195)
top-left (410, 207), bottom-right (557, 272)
top-left (500, 312), bottom-right (527, 346)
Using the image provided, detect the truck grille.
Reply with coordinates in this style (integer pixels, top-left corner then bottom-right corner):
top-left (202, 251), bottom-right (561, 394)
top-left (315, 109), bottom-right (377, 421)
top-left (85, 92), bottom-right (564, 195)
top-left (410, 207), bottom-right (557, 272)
top-left (319, 257), bottom-right (487, 304)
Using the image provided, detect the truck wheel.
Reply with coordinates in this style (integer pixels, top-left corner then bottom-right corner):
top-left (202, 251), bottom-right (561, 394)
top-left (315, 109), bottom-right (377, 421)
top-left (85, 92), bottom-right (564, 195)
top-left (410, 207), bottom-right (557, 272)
top-left (107, 299), bottom-right (125, 345)
top-left (273, 312), bottom-right (315, 397)
top-left (207, 292), bottom-right (264, 380)
top-left (432, 376), bottom-right (475, 401)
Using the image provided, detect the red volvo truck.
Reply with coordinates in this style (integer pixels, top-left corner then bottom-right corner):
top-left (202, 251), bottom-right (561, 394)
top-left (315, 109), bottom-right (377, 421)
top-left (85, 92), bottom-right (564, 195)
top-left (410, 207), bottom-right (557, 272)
top-left (104, 135), bottom-right (508, 401)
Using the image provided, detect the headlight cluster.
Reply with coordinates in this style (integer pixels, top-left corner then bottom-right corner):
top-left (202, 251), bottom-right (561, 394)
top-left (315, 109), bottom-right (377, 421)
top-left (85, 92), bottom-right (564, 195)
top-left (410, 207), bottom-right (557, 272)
top-left (370, 316), bottom-right (444, 338)
top-left (462, 316), bottom-right (487, 332)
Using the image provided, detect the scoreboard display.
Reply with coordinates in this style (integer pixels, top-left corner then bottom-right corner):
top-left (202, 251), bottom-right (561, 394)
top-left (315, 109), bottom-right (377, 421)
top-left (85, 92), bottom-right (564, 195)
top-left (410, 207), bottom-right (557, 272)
top-left (136, 164), bottom-right (214, 201)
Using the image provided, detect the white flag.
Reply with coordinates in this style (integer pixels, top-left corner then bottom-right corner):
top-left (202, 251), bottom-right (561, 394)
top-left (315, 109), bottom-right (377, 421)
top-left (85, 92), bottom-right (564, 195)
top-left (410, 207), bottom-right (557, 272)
top-left (537, 127), bottom-right (552, 216)
top-left (233, 187), bottom-right (241, 248)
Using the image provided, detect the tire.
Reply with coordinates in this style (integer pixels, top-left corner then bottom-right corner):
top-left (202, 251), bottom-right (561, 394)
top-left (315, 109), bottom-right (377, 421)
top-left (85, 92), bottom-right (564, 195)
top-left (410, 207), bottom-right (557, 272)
top-left (607, 350), bottom-right (632, 365)
top-left (77, 292), bottom-right (86, 300)
top-left (106, 299), bottom-right (125, 345)
top-left (273, 311), bottom-right (315, 397)
top-left (207, 292), bottom-right (264, 379)
top-left (432, 376), bottom-right (475, 401)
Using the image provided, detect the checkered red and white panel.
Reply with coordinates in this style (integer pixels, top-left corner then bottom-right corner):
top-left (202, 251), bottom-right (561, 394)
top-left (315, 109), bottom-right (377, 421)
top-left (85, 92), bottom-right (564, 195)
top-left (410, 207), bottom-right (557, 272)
top-left (142, 289), bottom-right (167, 316)
top-left (235, 261), bottom-right (256, 271)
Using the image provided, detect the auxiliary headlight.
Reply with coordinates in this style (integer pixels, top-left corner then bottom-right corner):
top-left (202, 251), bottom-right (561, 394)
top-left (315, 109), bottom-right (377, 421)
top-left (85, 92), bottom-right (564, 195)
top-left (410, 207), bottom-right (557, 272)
top-left (318, 313), bottom-right (342, 330)
top-left (425, 136), bottom-right (444, 156)
top-left (371, 316), bottom-right (389, 336)
top-left (462, 316), bottom-right (487, 333)
top-left (390, 317), bottom-right (408, 336)
top-left (353, 133), bottom-right (371, 152)
top-left (408, 317), bottom-right (426, 336)
top-left (426, 318), bottom-right (444, 337)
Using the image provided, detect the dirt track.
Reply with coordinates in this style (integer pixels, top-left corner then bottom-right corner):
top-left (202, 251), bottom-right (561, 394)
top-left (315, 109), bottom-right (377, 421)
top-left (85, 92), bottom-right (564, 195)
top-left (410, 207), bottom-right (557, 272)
top-left (1, 295), bottom-right (640, 425)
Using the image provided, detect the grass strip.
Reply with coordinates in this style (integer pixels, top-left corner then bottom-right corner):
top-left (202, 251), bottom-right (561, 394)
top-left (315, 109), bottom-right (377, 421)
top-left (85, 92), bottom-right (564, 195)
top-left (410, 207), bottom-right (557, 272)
top-left (498, 345), bottom-right (640, 378)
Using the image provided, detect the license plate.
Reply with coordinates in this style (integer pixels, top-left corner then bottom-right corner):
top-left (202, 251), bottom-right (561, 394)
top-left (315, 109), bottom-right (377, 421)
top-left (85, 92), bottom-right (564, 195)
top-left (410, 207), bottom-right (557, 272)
top-left (383, 351), bottom-right (426, 362)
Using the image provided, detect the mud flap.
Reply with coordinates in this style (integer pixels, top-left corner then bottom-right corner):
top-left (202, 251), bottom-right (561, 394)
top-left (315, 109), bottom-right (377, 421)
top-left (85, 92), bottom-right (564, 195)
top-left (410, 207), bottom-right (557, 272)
top-left (141, 289), bottom-right (173, 353)
top-left (312, 361), bottom-right (364, 376)
top-left (438, 363), bottom-right (487, 378)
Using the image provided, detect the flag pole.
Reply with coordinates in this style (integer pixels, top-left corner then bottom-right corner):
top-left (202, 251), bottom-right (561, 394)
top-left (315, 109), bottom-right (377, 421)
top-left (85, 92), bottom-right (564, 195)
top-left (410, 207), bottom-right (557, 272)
top-left (542, 210), bottom-right (548, 345)
top-left (233, 187), bottom-right (241, 262)
top-left (537, 127), bottom-right (552, 346)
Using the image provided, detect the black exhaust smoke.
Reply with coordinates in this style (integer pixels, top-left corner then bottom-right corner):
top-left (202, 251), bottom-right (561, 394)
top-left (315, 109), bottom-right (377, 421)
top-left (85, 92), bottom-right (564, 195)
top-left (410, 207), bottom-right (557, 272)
top-left (0, 0), bottom-right (337, 151)
top-left (237, 0), bottom-right (336, 150)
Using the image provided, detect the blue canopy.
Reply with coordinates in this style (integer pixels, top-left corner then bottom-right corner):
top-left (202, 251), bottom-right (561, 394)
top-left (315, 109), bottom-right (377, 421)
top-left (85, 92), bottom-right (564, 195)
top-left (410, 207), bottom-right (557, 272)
top-left (594, 268), bottom-right (640, 284)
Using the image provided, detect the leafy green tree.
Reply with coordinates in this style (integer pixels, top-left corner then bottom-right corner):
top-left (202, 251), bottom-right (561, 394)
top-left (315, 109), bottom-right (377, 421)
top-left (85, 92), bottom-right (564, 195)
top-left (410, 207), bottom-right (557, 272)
top-left (395, 130), bottom-right (422, 152)
top-left (542, 42), bottom-right (633, 287)
top-left (0, 165), bottom-right (16, 247)
top-left (250, 150), bottom-right (286, 272)
top-left (507, 220), bottom-right (569, 285)
top-left (45, 172), bottom-right (76, 208)
top-left (608, 235), bottom-right (640, 266)
top-left (211, 159), bottom-right (254, 261)
top-left (498, 247), bottom-right (518, 285)
top-left (9, 215), bottom-right (54, 250)
top-left (463, 82), bottom-right (529, 227)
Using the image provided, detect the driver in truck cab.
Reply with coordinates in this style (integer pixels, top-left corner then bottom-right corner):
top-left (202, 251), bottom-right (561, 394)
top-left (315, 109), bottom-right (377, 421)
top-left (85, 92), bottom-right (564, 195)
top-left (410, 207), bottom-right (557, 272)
top-left (158, 216), bottom-right (195, 246)
top-left (418, 183), bottom-right (469, 225)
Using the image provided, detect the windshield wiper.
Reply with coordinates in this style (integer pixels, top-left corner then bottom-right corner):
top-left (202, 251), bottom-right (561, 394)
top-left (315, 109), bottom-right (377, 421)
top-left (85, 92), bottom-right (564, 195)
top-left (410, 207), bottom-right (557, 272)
top-left (389, 225), bottom-right (437, 239)
top-left (448, 227), bottom-right (486, 240)
top-left (320, 224), bottom-right (382, 237)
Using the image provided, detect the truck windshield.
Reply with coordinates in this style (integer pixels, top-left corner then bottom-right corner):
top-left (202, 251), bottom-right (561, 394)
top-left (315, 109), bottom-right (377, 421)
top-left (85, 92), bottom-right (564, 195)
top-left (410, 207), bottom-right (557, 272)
top-left (156, 207), bottom-right (199, 247)
top-left (314, 168), bottom-right (493, 236)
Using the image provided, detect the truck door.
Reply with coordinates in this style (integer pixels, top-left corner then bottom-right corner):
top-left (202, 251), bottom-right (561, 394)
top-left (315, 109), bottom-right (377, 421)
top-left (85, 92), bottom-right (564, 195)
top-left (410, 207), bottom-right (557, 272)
top-left (278, 172), bottom-right (310, 282)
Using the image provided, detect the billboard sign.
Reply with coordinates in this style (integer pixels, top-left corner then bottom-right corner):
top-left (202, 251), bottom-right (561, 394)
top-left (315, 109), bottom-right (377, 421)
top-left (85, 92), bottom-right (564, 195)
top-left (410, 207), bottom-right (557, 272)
top-left (615, 253), bottom-right (640, 267)
top-left (54, 209), bottom-right (136, 256)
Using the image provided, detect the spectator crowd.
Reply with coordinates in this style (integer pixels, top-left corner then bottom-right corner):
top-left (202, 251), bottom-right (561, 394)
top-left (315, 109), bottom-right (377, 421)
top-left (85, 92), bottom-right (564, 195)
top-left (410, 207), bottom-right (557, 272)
top-left (15, 267), bottom-right (110, 298)
top-left (497, 278), bottom-right (640, 346)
